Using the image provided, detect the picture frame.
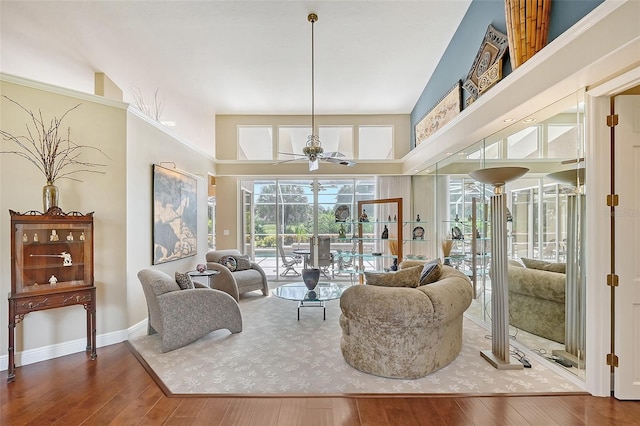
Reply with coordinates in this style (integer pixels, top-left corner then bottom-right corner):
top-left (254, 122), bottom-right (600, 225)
top-left (463, 24), bottom-right (509, 100)
top-left (415, 80), bottom-right (462, 146)
top-left (152, 164), bottom-right (198, 264)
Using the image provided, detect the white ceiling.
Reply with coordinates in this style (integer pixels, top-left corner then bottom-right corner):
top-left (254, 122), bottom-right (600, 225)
top-left (0, 1), bottom-right (472, 148)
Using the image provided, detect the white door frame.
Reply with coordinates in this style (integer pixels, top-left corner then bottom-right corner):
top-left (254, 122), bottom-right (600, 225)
top-left (586, 66), bottom-right (640, 397)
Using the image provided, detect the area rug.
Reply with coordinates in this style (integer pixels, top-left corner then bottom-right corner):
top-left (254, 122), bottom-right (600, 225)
top-left (128, 292), bottom-right (584, 395)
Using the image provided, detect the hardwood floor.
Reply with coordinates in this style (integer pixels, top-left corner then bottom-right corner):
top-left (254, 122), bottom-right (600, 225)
top-left (2, 343), bottom-right (639, 425)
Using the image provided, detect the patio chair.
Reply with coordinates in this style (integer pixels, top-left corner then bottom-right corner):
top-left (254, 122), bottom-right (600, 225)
top-left (278, 243), bottom-right (302, 277)
top-left (309, 236), bottom-right (334, 279)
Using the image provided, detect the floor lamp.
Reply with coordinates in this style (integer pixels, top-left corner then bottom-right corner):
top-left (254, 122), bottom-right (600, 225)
top-left (547, 168), bottom-right (586, 368)
top-left (469, 166), bottom-right (528, 370)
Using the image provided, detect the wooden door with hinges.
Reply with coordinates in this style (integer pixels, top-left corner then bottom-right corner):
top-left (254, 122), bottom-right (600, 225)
top-left (613, 94), bottom-right (640, 399)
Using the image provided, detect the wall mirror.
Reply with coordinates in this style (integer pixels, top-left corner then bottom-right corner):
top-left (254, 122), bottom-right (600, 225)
top-left (417, 90), bottom-right (586, 379)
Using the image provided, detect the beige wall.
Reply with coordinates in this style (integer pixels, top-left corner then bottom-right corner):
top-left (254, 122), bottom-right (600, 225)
top-left (125, 110), bottom-right (216, 328)
top-left (0, 78), bottom-right (216, 365)
top-left (0, 80), bottom-right (128, 354)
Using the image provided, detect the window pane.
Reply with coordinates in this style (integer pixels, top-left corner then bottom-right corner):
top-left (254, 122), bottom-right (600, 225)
top-left (507, 127), bottom-right (539, 158)
top-left (278, 126), bottom-right (311, 159)
top-left (319, 126), bottom-right (353, 158)
top-left (548, 124), bottom-right (579, 158)
top-left (238, 126), bottom-right (272, 160)
top-left (359, 126), bottom-right (393, 159)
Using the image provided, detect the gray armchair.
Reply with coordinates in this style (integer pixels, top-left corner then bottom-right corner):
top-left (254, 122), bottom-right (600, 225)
top-left (137, 269), bottom-right (242, 353)
top-left (206, 249), bottom-right (269, 301)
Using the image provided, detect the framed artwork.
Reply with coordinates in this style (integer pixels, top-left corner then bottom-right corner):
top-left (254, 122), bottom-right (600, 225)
top-left (153, 164), bottom-right (197, 264)
top-left (415, 80), bottom-right (462, 146)
top-left (463, 24), bottom-right (509, 100)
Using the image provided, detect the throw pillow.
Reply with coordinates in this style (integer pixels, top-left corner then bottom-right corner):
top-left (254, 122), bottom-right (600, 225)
top-left (234, 255), bottom-right (252, 271)
top-left (175, 271), bottom-right (194, 290)
top-left (219, 255), bottom-right (238, 272)
top-left (419, 259), bottom-right (442, 286)
top-left (521, 258), bottom-right (566, 274)
top-left (365, 265), bottom-right (423, 287)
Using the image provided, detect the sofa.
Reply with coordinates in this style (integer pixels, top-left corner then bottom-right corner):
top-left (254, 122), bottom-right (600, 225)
top-left (507, 259), bottom-right (566, 343)
top-left (339, 262), bottom-right (473, 379)
top-left (206, 249), bottom-right (269, 301)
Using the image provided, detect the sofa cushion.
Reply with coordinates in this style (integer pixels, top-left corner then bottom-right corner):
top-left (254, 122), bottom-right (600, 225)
top-left (174, 271), bottom-right (195, 290)
top-left (219, 255), bottom-right (238, 272)
top-left (364, 265), bottom-right (423, 287)
top-left (419, 259), bottom-right (442, 286)
top-left (521, 257), bottom-right (566, 274)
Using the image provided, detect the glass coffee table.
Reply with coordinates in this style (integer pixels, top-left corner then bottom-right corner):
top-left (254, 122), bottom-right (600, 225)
top-left (272, 282), bottom-right (351, 320)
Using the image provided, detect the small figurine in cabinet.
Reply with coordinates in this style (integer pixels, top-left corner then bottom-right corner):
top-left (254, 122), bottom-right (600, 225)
top-left (50, 230), bottom-right (59, 241)
top-left (67, 232), bottom-right (74, 241)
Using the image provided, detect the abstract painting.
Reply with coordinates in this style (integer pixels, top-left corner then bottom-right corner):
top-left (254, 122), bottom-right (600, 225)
top-left (153, 164), bottom-right (197, 264)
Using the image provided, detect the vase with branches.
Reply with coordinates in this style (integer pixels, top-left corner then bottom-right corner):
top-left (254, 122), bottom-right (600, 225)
top-left (0, 95), bottom-right (109, 212)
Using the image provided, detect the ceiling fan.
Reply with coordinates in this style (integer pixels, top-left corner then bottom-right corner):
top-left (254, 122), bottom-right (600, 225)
top-left (275, 13), bottom-right (356, 172)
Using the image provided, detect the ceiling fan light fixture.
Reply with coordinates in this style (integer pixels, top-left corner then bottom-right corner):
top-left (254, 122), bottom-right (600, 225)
top-left (306, 12), bottom-right (322, 163)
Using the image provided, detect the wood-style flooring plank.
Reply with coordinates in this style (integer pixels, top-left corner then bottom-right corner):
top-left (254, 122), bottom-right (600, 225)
top-left (2, 343), bottom-right (640, 426)
top-left (380, 398), bottom-right (420, 425)
top-left (429, 397), bottom-right (475, 425)
top-left (138, 395), bottom-right (183, 426)
top-left (405, 397), bottom-right (449, 426)
top-left (329, 397), bottom-right (360, 426)
top-left (246, 398), bottom-right (282, 426)
top-left (276, 397), bottom-right (333, 426)
top-left (355, 398), bottom-right (391, 426)
top-left (504, 395), bottom-right (566, 425)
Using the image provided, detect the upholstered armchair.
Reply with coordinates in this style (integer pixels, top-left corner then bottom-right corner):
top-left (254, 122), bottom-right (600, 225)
top-left (206, 249), bottom-right (269, 301)
top-left (340, 264), bottom-right (472, 379)
top-left (137, 269), bottom-right (242, 352)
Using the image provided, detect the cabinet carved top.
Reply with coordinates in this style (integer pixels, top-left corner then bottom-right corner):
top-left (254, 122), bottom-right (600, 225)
top-left (10, 207), bottom-right (94, 217)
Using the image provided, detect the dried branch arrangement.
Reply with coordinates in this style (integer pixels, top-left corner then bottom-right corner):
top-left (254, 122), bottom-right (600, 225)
top-left (131, 85), bottom-right (164, 122)
top-left (0, 95), bottom-right (109, 183)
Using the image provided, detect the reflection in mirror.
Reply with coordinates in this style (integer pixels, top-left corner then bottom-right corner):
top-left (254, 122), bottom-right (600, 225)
top-left (418, 90), bottom-right (586, 379)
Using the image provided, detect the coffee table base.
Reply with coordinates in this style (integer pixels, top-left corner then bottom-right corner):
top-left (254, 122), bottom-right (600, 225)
top-left (298, 300), bottom-right (326, 321)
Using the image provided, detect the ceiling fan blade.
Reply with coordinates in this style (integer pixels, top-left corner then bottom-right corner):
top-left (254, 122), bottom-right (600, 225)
top-left (323, 157), bottom-right (356, 167)
top-left (322, 151), bottom-right (346, 158)
top-left (277, 151), bottom-right (305, 158)
top-left (272, 158), bottom-right (300, 165)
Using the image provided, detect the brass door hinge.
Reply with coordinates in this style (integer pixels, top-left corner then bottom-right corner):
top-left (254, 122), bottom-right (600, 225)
top-left (607, 353), bottom-right (619, 367)
top-left (607, 194), bottom-right (619, 207)
top-left (607, 274), bottom-right (619, 287)
top-left (607, 114), bottom-right (619, 127)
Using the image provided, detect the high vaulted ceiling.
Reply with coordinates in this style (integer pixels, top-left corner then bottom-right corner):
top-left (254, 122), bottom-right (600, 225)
top-left (0, 1), bottom-right (471, 149)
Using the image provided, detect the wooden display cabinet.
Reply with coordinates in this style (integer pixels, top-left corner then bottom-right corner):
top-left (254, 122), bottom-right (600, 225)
top-left (8, 207), bottom-right (97, 382)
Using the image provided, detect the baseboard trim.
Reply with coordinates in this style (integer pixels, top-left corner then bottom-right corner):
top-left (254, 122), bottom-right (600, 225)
top-left (0, 320), bottom-right (148, 371)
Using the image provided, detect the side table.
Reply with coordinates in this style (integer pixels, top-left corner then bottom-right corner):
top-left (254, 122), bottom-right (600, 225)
top-left (187, 270), bottom-right (220, 287)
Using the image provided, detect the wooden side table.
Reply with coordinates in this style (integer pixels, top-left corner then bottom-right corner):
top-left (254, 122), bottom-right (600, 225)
top-left (8, 285), bottom-right (97, 382)
top-left (187, 270), bottom-right (220, 287)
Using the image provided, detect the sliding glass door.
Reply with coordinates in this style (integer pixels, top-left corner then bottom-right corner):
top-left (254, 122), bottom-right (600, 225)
top-left (241, 178), bottom-right (375, 278)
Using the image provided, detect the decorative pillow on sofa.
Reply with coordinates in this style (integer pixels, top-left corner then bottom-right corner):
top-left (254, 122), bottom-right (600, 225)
top-left (364, 265), bottom-right (423, 288)
top-left (175, 271), bottom-right (194, 290)
top-left (521, 258), bottom-right (566, 274)
top-left (218, 255), bottom-right (252, 272)
top-left (419, 259), bottom-right (442, 286)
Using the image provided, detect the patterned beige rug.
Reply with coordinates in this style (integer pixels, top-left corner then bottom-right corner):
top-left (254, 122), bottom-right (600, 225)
top-left (128, 291), bottom-right (584, 395)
